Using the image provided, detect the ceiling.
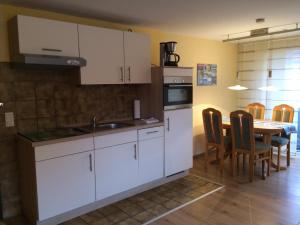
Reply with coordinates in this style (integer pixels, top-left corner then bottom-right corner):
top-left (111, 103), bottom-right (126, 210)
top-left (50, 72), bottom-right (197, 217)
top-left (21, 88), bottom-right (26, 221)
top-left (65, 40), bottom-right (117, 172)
top-left (3, 0), bottom-right (300, 40)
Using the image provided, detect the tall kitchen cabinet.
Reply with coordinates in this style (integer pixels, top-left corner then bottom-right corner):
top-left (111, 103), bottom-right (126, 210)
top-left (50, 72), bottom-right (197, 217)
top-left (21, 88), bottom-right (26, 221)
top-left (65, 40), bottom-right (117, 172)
top-left (78, 25), bottom-right (151, 84)
top-left (164, 108), bottom-right (193, 176)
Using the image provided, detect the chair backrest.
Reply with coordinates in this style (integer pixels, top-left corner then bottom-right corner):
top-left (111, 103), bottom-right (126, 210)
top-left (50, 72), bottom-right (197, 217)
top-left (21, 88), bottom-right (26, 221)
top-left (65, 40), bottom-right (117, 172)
top-left (230, 110), bottom-right (255, 153)
top-left (272, 104), bottom-right (294, 123)
top-left (246, 102), bottom-right (265, 120)
top-left (202, 108), bottom-right (224, 145)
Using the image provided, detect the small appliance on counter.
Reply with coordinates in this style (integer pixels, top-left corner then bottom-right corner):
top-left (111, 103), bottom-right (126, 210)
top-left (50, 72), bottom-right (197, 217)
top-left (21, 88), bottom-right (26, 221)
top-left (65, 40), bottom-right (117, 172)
top-left (160, 41), bottom-right (181, 67)
top-left (142, 117), bottom-right (159, 124)
top-left (133, 99), bottom-right (141, 120)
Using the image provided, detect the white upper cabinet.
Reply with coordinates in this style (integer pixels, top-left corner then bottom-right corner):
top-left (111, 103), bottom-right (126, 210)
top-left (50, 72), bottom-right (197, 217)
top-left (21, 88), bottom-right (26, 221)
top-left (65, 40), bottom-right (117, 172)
top-left (78, 25), bottom-right (124, 84)
top-left (15, 15), bottom-right (79, 57)
top-left (78, 25), bottom-right (151, 84)
top-left (124, 32), bottom-right (151, 84)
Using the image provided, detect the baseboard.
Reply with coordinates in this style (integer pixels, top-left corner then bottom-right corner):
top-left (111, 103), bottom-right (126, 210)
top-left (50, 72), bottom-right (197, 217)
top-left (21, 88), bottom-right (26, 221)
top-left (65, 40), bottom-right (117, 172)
top-left (37, 171), bottom-right (189, 225)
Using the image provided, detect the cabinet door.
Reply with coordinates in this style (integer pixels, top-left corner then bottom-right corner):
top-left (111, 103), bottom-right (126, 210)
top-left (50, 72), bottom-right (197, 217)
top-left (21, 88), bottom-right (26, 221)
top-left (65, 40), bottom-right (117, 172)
top-left (17, 15), bottom-right (79, 57)
top-left (78, 25), bottom-right (124, 84)
top-left (164, 108), bottom-right (193, 176)
top-left (138, 137), bottom-right (164, 184)
top-left (95, 142), bottom-right (138, 200)
top-left (124, 32), bottom-right (151, 84)
top-left (36, 151), bottom-right (95, 220)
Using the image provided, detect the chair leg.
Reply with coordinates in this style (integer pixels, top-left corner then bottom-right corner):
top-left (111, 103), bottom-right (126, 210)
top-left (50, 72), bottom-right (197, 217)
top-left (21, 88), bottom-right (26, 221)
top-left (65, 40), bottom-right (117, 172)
top-left (216, 147), bottom-right (220, 161)
top-left (277, 146), bottom-right (281, 172)
top-left (249, 154), bottom-right (254, 182)
top-left (262, 156), bottom-right (265, 180)
top-left (205, 144), bottom-right (209, 171)
top-left (267, 151), bottom-right (271, 176)
top-left (287, 142), bottom-right (291, 167)
top-left (237, 153), bottom-right (240, 174)
top-left (232, 151), bottom-right (236, 176)
top-left (219, 147), bottom-right (225, 175)
top-left (271, 147), bottom-right (273, 163)
top-left (243, 153), bottom-right (246, 170)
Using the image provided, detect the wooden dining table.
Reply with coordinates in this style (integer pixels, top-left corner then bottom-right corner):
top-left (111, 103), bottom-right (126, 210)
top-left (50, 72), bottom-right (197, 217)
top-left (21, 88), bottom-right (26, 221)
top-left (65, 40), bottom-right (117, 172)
top-left (222, 119), bottom-right (297, 170)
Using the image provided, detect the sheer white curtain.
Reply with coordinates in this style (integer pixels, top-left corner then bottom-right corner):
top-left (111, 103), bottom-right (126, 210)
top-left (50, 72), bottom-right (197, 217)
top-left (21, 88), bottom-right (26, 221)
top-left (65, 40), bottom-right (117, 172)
top-left (237, 37), bottom-right (300, 152)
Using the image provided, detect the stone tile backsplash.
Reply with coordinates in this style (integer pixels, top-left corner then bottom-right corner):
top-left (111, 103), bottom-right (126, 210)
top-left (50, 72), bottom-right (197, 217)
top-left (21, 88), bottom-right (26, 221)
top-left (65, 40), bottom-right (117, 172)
top-left (0, 62), bottom-right (139, 218)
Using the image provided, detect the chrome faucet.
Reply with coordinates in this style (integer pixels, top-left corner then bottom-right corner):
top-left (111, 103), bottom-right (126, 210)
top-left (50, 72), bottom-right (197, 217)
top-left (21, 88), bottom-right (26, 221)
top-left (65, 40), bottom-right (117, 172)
top-left (91, 116), bottom-right (96, 129)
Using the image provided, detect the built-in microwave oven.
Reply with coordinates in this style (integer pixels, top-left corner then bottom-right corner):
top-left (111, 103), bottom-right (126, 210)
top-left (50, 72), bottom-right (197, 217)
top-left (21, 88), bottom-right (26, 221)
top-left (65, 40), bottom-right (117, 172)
top-left (163, 76), bottom-right (193, 110)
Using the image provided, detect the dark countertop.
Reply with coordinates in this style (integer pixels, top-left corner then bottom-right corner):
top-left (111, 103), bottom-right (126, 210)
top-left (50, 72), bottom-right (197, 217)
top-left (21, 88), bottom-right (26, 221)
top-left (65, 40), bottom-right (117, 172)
top-left (18, 119), bottom-right (164, 147)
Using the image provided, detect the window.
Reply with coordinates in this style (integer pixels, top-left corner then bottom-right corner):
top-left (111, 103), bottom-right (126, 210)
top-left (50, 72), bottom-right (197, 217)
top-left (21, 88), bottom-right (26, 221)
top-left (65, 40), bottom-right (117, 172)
top-left (237, 37), bottom-right (300, 152)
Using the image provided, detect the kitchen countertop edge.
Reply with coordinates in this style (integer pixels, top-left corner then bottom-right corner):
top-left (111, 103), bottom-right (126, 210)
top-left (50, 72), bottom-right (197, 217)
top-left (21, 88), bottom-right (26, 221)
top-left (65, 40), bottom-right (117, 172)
top-left (19, 122), bottom-right (165, 147)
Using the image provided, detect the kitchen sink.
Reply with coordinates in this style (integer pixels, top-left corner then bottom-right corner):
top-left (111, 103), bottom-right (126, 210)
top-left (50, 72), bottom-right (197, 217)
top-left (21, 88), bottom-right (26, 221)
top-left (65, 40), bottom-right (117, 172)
top-left (96, 122), bottom-right (131, 129)
top-left (75, 122), bottom-right (134, 132)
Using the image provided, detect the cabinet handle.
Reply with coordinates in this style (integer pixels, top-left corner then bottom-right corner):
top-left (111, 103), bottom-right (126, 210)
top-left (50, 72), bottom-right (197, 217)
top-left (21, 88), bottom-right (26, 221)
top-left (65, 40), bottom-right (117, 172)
top-left (128, 67), bottom-right (131, 82)
top-left (120, 67), bottom-right (124, 82)
top-left (134, 144), bottom-right (137, 160)
top-left (146, 131), bottom-right (159, 135)
top-left (89, 154), bottom-right (93, 172)
top-left (167, 118), bottom-right (170, 131)
top-left (41, 48), bottom-right (62, 52)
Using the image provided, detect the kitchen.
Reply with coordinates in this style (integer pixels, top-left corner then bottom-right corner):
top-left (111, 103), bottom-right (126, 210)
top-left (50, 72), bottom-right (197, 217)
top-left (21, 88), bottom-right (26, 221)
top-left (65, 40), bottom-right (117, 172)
top-left (0, 9), bottom-right (224, 225)
top-left (1, 1), bottom-right (299, 225)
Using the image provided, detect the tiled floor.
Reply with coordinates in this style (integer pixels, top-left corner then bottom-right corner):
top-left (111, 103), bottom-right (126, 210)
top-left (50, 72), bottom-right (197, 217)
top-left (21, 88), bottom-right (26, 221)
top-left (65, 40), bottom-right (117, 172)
top-left (4, 174), bottom-right (221, 225)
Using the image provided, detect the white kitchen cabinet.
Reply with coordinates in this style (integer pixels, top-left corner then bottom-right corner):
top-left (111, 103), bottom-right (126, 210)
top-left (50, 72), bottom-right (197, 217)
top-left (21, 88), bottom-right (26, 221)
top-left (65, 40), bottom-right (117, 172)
top-left (124, 32), bottom-right (151, 84)
top-left (138, 126), bottom-right (164, 184)
top-left (15, 15), bottom-right (79, 57)
top-left (78, 25), bottom-right (124, 84)
top-left (36, 151), bottom-right (95, 220)
top-left (95, 142), bottom-right (138, 200)
top-left (78, 25), bottom-right (151, 84)
top-left (164, 108), bottom-right (193, 176)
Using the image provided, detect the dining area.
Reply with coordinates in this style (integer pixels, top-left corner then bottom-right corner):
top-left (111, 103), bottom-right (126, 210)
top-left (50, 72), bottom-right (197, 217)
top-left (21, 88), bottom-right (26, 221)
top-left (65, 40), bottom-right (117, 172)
top-left (202, 103), bottom-right (297, 182)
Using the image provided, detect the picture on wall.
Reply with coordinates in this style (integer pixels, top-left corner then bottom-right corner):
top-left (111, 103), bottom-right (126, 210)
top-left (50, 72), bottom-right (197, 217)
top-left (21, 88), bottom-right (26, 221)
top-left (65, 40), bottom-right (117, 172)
top-left (197, 64), bottom-right (217, 86)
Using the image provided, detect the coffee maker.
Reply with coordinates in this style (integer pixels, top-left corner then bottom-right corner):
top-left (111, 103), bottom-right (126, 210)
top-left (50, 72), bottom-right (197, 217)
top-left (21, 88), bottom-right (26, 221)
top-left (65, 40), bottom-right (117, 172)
top-left (160, 41), bottom-right (180, 67)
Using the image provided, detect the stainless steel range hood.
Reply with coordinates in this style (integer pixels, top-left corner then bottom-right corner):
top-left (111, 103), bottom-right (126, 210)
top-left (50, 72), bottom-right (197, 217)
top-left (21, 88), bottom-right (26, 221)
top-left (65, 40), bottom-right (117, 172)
top-left (13, 54), bottom-right (87, 67)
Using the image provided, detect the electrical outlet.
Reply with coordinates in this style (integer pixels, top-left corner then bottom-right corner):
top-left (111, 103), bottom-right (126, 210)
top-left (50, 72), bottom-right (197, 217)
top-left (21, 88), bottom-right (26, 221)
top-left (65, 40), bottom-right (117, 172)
top-left (5, 112), bottom-right (15, 127)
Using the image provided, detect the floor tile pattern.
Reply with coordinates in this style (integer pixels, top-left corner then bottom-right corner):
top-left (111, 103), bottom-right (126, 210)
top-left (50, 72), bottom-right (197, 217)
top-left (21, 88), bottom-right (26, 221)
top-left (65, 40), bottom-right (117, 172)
top-left (3, 174), bottom-right (221, 225)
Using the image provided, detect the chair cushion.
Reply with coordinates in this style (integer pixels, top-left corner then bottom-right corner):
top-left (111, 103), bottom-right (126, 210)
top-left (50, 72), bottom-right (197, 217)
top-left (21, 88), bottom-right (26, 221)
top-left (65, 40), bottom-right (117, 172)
top-left (271, 136), bottom-right (289, 146)
top-left (255, 141), bottom-right (271, 153)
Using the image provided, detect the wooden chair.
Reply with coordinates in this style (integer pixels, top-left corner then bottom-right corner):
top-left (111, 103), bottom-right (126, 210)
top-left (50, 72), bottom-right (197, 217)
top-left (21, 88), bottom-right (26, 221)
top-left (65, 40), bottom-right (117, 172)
top-left (202, 108), bottom-right (232, 174)
top-left (271, 104), bottom-right (294, 171)
top-left (246, 103), bottom-right (265, 120)
top-left (230, 110), bottom-right (271, 182)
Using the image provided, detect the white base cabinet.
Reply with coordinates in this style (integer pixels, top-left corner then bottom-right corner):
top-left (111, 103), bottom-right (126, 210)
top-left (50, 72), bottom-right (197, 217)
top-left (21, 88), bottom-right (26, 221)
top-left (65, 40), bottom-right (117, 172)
top-left (36, 151), bottom-right (95, 221)
top-left (164, 108), bottom-right (193, 176)
top-left (18, 126), bottom-right (166, 224)
top-left (138, 126), bottom-right (164, 184)
top-left (95, 142), bottom-right (138, 200)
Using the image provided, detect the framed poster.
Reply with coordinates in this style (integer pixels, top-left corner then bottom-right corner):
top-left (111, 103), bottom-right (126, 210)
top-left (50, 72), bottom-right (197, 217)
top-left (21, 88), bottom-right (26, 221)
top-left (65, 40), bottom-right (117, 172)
top-left (197, 64), bottom-right (217, 86)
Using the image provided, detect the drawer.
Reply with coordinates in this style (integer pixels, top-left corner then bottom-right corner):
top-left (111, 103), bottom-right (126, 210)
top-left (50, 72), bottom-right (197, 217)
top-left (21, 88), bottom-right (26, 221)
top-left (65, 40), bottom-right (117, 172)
top-left (138, 126), bottom-right (164, 141)
top-left (35, 137), bottom-right (94, 161)
top-left (94, 130), bottom-right (137, 149)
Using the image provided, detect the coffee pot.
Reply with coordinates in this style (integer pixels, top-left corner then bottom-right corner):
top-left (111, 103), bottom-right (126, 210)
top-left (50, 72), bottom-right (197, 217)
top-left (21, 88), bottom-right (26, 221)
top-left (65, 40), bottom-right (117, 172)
top-left (160, 41), bottom-right (181, 67)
